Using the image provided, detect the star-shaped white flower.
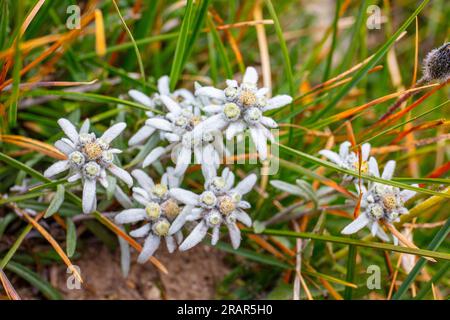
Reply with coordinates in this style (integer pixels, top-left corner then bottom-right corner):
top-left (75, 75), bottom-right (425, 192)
top-left (127, 75), bottom-right (197, 146)
top-left (341, 159), bottom-right (416, 244)
top-left (194, 67), bottom-right (292, 160)
top-left (139, 95), bottom-right (226, 177)
top-left (115, 168), bottom-right (189, 263)
top-left (319, 141), bottom-right (375, 182)
top-left (169, 168), bottom-right (256, 250)
top-left (44, 118), bottom-right (132, 214)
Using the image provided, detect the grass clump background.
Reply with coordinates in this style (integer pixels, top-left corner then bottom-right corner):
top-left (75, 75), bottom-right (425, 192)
top-left (0, 0), bottom-right (449, 300)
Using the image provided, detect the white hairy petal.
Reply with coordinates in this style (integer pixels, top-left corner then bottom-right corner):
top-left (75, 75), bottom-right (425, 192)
top-left (361, 143), bottom-right (371, 161)
top-left (400, 186), bottom-right (417, 203)
top-left (226, 120), bottom-right (246, 140)
top-left (137, 234), bottom-right (161, 263)
top-left (44, 160), bottom-right (70, 178)
top-left (57, 118), bottom-right (79, 143)
top-left (115, 208), bottom-right (147, 224)
top-left (235, 210), bottom-right (252, 227)
top-left (101, 122), bottom-right (126, 143)
top-left (368, 157), bottom-right (380, 177)
top-left (157, 75), bottom-right (170, 95)
top-left (142, 146), bottom-right (166, 168)
top-left (128, 125), bottom-right (155, 146)
top-left (173, 146), bottom-right (191, 177)
top-left (165, 236), bottom-right (177, 253)
top-left (67, 173), bottom-right (81, 183)
top-left (179, 221), bottom-right (208, 251)
top-left (318, 150), bottom-right (343, 166)
top-left (382, 160), bottom-right (396, 180)
top-left (234, 173), bottom-right (257, 195)
top-left (54, 140), bottom-right (74, 155)
top-left (260, 116), bottom-right (278, 129)
top-left (160, 95), bottom-right (182, 114)
top-left (227, 222), bottom-right (241, 249)
top-left (79, 119), bottom-right (90, 134)
top-left (202, 104), bottom-right (223, 114)
top-left (195, 86), bottom-right (226, 101)
top-left (211, 226), bottom-right (220, 245)
top-left (169, 188), bottom-right (199, 205)
top-left (82, 179), bottom-right (97, 214)
top-left (129, 89), bottom-right (154, 107)
top-left (168, 206), bottom-right (192, 235)
top-left (249, 126), bottom-right (267, 161)
top-left (131, 169), bottom-right (154, 190)
top-left (108, 164), bottom-right (133, 187)
top-left (263, 95), bottom-right (292, 111)
top-left (145, 118), bottom-right (173, 131)
top-left (243, 66), bottom-right (258, 86)
top-left (130, 224), bottom-right (151, 238)
top-left (341, 214), bottom-right (370, 235)
top-left (339, 141), bottom-right (351, 159)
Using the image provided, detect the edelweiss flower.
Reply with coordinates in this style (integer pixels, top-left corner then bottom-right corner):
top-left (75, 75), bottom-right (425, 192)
top-left (115, 168), bottom-right (190, 263)
top-left (128, 75), bottom-right (196, 146)
top-left (195, 67), bottom-right (292, 160)
top-left (319, 141), bottom-right (374, 181)
top-left (341, 159), bottom-right (416, 244)
top-left (44, 118), bottom-right (132, 214)
top-left (139, 95), bottom-right (226, 177)
top-left (169, 168), bottom-right (256, 250)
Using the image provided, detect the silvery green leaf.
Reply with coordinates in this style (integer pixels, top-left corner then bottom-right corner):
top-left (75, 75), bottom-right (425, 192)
top-left (252, 220), bottom-right (266, 234)
top-left (106, 176), bottom-right (117, 200)
top-left (270, 180), bottom-right (309, 199)
top-left (44, 185), bottom-right (65, 218)
top-left (295, 179), bottom-right (318, 208)
top-left (66, 218), bottom-right (77, 258)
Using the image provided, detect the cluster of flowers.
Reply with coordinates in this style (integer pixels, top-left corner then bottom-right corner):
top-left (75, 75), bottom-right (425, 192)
top-left (319, 142), bottom-right (416, 244)
top-left (44, 67), bottom-right (293, 263)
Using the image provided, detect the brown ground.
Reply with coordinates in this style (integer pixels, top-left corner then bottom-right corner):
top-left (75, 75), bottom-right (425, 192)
top-left (38, 242), bottom-right (229, 300)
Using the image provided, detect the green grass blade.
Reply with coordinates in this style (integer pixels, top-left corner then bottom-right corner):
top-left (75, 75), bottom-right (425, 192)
top-left (242, 228), bottom-right (450, 261)
top-left (278, 143), bottom-right (450, 198)
top-left (5, 261), bottom-right (63, 300)
top-left (112, 0), bottom-right (146, 85)
top-left (206, 15), bottom-right (233, 79)
top-left (309, 0), bottom-right (431, 122)
top-left (169, 0), bottom-right (195, 90)
top-left (21, 89), bottom-right (163, 113)
top-left (392, 218), bottom-right (450, 299)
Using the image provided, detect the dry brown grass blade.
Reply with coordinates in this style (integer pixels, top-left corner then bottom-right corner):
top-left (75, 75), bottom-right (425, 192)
top-left (0, 34), bottom-right (61, 60)
top-left (319, 278), bottom-right (343, 300)
top-left (4, 79), bottom-right (98, 91)
top-left (0, 269), bottom-right (21, 300)
top-left (0, 11), bottom-right (96, 91)
top-left (247, 233), bottom-right (288, 261)
top-left (383, 222), bottom-right (436, 263)
top-left (368, 80), bottom-right (449, 133)
top-left (21, 211), bottom-right (83, 283)
top-left (210, 9), bottom-right (245, 70)
top-left (391, 119), bottom-right (449, 144)
top-left (329, 83), bottom-right (438, 122)
top-left (95, 9), bottom-right (106, 57)
top-left (0, 135), bottom-right (66, 160)
top-left (92, 212), bottom-right (168, 274)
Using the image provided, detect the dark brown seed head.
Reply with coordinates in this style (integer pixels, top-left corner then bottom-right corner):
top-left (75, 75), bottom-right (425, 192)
top-left (422, 42), bottom-right (450, 83)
